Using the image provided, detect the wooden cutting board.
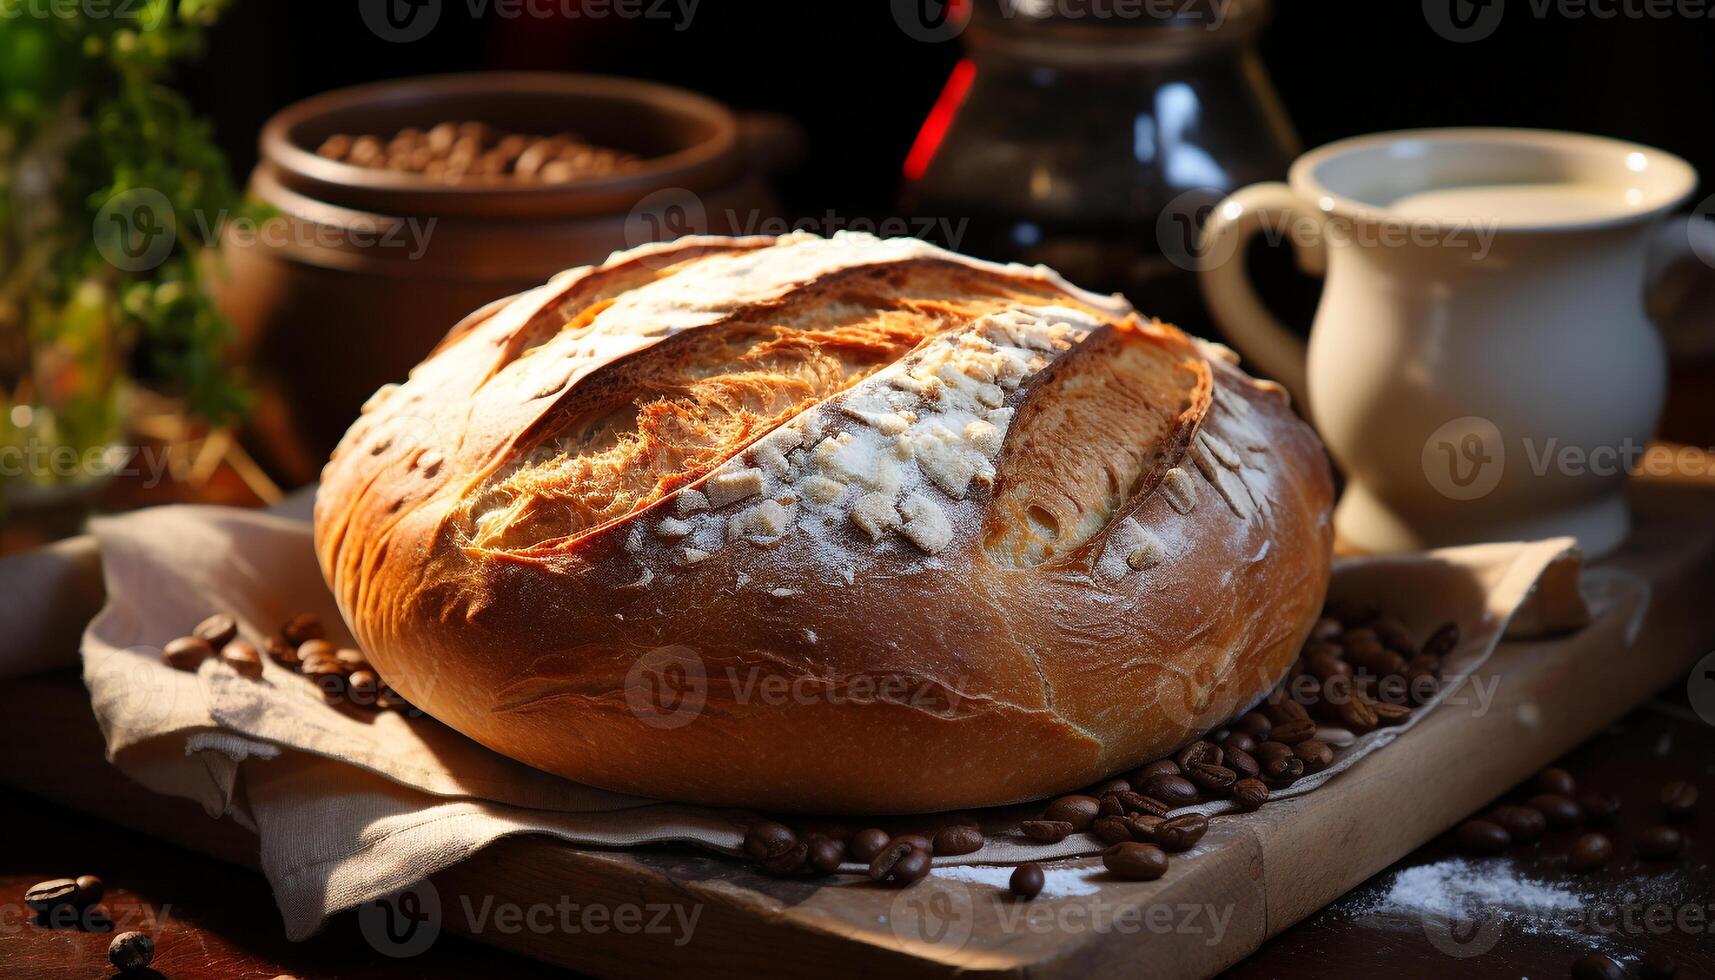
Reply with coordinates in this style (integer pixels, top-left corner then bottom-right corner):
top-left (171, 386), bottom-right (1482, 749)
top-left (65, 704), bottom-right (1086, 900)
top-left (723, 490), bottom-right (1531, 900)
top-left (2, 460), bottom-right (1713, 979)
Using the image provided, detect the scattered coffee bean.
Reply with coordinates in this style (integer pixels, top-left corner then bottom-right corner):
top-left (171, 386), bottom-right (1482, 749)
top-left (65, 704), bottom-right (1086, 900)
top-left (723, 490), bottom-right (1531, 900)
top-left (1109, 790), bottom-right (1170, 818)
top-left (1254, 740), bottom-right (1293, 763)
top-left (1020, 820), bottom-right (1074, 844)
top-left (1636, 825), bottom-right (1684, 860)
top-left (193, 612), bottom-right (238, 648)
top-left (1153, 814), bottom-right (1208, 853)
top-left (280, 613), bottom-right (325, 645)
top-left (1091, 816), bottom-right (1135, 845)
top-left (849, 828), bottom-right (890, 863)
top-left (1221, 732), bottom-right (1257, 755)
top-left (1235, 712), bottom-right (1272, 741)
top-left (1292, 740), bottom-right (1334, 774)
top-left (1490, 804), bottom-right (1547, 843)
top-left (1374, 617), bottom-right (1416, 656)
top-left (1090, 778), bottom-right (1131, 797)
top-left (24, 878), bottom-right (83, 912)
top-left (1369, 699), bottom-right (1412, 726)
top-left (1130, 759), bottom-right (1182, 783)
top-left (806, 837), bottom-right (845, 875)
top-left (1421, 621), bottom-right (1460, 657)
top-left (1269, 718), bottom-right (1318, 745)
top-left (870, 842), bottom-right (931, 887)
top-left (1010, 862), bottom-right (1045, 899)
top-left (1304, 650), bottom-right (1352, 682)
top-left (75, 875), bottom-right (104, 905)
top-left (932, 824), bottom-right (984, 856)
top-left (1570, 952), bottom-right (1624, 980)
top-left (1125, 814), bottom-right (1165, 842)
top-left (762, 842), bottom-right (809, 876)
top-left (163, 636), bottom-right (213, 670)
top-left (1185, 763), bottom-right (1238, 794)
top-left (1537, 767), bottom-right (1577, 797)
top-left (1261, 755), bottom-right (1305, 787)
top-left (1640, 950), bottom-right (1678, 979)
top-left (221, 640), bottom-right (264, 677)
top-left (1660, 780), bottom-right (1698, 818)
top-left (1102, 842), bottom-right (1169, 881)
top-left (265, 636), bottom-right (298, 664)
top-left (1224, 746), bottom-right (1261, 780)
top-left (1568, 833), bottom-right (1613, 871)
top-left (1577, 790), bottom-right (1621, 824)
top-left (1176, 741), bottom-right (1222, 770)
top-left (347, 670), bottom-right (380, 703)
top-left (1529, 794), bottom-right (1583, 830)
top-left (1138, 774), bottom-right (1200, 807)
top-left (1097, 794), bottom-right (1125, 818)
top-left (1455, 819), bottom-right (1510, 854)
top-left (296, 638), bottom-right (336, 663)
top-left (890, 834), bottom-right (933, 853)
top-left (335, 647), bottom-right (369, 671)
top-left (108, 931), bottom-right (154, 972)
top-left (743, 821), bottom-right (797, 861)
top-left (1044, 795), bottom-right (1101, 832)
top-left (1232, 779), bottom-right (1269, 811)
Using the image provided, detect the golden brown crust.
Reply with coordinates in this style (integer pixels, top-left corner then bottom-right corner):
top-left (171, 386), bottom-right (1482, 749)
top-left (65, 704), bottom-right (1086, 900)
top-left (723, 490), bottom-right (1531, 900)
top-left (314, 232), bottom-right (1334, 813)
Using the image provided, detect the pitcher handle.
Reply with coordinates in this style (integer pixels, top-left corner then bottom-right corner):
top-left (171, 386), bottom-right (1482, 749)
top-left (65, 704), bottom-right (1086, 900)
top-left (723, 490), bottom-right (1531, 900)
top-left (1647, 208), bottom-right (1715, 360)
top-left (1196, 182), bottom-right (1328, 409)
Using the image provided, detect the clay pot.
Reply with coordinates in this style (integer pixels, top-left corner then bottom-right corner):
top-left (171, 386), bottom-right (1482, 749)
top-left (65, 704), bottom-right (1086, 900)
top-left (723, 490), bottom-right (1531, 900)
top-left (215, 72), bottom-right (786, 483)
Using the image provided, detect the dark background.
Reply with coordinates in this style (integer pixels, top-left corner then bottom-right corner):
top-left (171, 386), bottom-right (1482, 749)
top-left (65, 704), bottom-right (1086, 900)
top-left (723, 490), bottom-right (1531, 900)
top-left (182, 1), bottom-right (1714, 221)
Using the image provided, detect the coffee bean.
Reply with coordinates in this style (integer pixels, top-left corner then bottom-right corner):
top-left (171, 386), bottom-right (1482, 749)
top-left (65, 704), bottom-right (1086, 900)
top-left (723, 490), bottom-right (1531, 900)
top-left (1108, 790), bottom-right (1170, 818)
top-left (1304, 650), bottom-right (1352, 682)
top-left (1570, 953), bottom-right (1625, 980)
top-left (221, 640), bottom-right (264, 677)
top-left (1369, 700), bottom-right (1413, 726)
top-left (807, 837), bottom-right (845, 875)
top-left (1092, 816), bottom-right (1135, 845)
top-left (24, 878), bottom-right (82, 912)
top-left (265, 636), bottom-right (298, 664)
top-left (1232, 778), bottom-right (1269, 811)
top-left (1089, 778), bottom-right (1131, 797)
top-left (75, 875), bottom-right (104, 905)
top-left (1660, 780), bottom-right (1698, 818)
top-left (1292, 740), bottom-right (1334, 774)
top-left (1235, 712), bottom-right (1272, 741)
top-left (1044, 795), bottom-right (1101, 831)
top-left (1490, 804), bottom-right (1547, 843)
top-left (193, 612), bottom-right (238, 648)
top-left (1102, 842), bottom-right (1168, 881)
top-left (1020, 820), bottom-right (1074, 844)
top-left (1153, 814), bottom-right (1208, 853)
top-left (1455, 819), bottom-right (1510, 854)
top-left (280, 613), bottom-right (325, 645)
top-left (296, 638), bottom-right (336, 663)
top-left (1577, 791), bottom-right (1621, 824)
top-left (1097, 794), bottom-right (1125, 818)
top-left (1311, 617), bottom-right (1344, 641)
top-left (163, 636), bottom-right (213, 670)
top-left (1640, 951), bottom-right (1679, 979)
top-left (347, 670), bottom-right (380, 704)
top-left (890, 834), bottom-right (932, 853)
top-left (335, 647), bottom-right (369, 671)
top-left (1568, 833), bottom-right (1613, 871)
top-left (1636, 825), bottom-right (1684, 860)
top-left (1536, 767), bottom-right (1577, 797)
top-left (1125, 814), bottom-right (1165, 842)
top-left (1185, 762), bottom-right (1238, 794)
top-left (108, 931), bottom-right (154, 972)
top-left (1010, 862), bottom-right (1045, 899)
top-left (1139, 774), bottom-right (1200, 807)
top-left (743, 821), bottom-right (797, 860)
top-left (1224, 746), bottom-right (1260, 780)
top-left (1530, 794), bottom-right (1583, 830)
top-left (1176, 741), bottom-right (1222, 770)
top-left (850, 828), bottom-right (890, 862)
top-left (1263, 699), bottom-right (1312, 726)
top-left (932, 825), bottom-right (984, 856)
top-left (1262, 755), bottom-right (1305, 787)
top-left (762, 841), bottom-right (809, 876)
top-left (1254, 740), bottom-right (1293, 763)
top-left (871, 843), bottom-right (931, 887)
top-left (1421, 621), bottom-right (1459, 657)
top-left (1341, 626), bottom-right (1380, 652)
top-left (1347, 647), bottom-right (1407, 678)
top-left (1374, 617), bottom-right (1416, 656)
top-left (1221, 732), bottom-right (1257, 755)
top-left (1130, 759), bottom-right (1182, 784)
top-left (1269, 719), bottom-right (1318, 745)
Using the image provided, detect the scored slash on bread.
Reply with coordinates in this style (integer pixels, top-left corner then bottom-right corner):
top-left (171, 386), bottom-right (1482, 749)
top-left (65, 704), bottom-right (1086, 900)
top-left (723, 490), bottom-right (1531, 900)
top-left (314, 231), bottom-right (1333, 813)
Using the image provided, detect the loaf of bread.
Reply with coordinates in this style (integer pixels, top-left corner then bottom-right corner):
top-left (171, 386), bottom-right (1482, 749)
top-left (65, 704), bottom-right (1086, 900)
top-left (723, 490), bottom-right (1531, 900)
top-left (314, 232), bottom-right (1333, 813)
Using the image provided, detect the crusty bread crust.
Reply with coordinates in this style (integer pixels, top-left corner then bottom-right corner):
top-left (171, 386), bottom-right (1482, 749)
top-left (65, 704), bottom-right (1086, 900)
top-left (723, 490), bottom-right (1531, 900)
top-left (315, 232), bottom-right (1333, 813)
